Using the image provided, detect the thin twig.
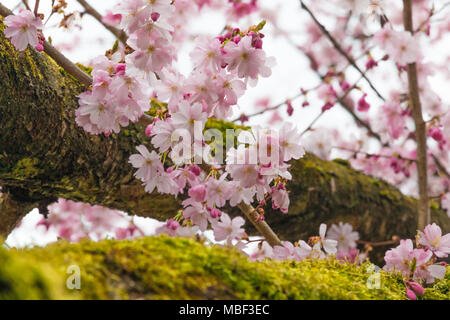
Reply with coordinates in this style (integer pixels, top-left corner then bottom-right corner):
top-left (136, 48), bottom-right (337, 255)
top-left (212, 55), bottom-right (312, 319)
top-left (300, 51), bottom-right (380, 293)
top-left (403, 0), bottom-right (429, 230)
top-left (299, 0), bottom-right (386, 101)
top-left (332, 146), bottom-right (415, 162)
top-left (33, 0), bottom-right (40, 16)
top-left (237, 202), bottom-right (282, 247)
top-left (76, 0), bottom-right (128, 44)
top-left (357, 238), bottom-right (400, 247)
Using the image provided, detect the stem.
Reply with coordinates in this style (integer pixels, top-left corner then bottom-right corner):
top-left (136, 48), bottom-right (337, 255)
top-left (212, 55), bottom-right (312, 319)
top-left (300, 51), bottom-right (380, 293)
top-left (33, 0), bottom-right (40, 16)
top-left (403, 0), bottom-right (429, 230)
top-left (299, 0), bottom-right (386, 101)
top-left (42, 41), bottom-right (93, 87)
top-left (76, 0), bottom-right (128, 44)
top-left (357, 238), bottom-right (399, 247)
top-left (237, 202), bottom-right (282, 247)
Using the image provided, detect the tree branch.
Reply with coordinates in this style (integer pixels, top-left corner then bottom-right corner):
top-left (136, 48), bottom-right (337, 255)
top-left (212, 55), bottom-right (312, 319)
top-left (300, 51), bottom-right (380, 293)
top-left (403, 0), bottom-right (430, 230)
top-left (0, 192), bottom-right (37, 237)
top-left (76, 0), bottom-right (128, 44)
top-left (299, 1), bottom-right (386, 101)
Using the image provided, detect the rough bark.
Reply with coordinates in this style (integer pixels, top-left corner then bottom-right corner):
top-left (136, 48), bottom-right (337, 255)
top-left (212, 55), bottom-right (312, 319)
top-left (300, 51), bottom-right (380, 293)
top-left (0, 192), bottom-right (38, 236)
top-left (0, 16), bottom-right (449, 252)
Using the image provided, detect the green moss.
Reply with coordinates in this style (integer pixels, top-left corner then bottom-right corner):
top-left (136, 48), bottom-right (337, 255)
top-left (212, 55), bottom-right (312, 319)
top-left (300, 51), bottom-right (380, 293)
top-left (1, 236), bottom-right (448, 300)
top-left (12, 158), bottom-right (43, 179)
top-left (0, 248), bottom-right (58, 299)
top-left (332, 158), bottom-right (351, 167)
top-left (75, 63), bottom-right (93, 76)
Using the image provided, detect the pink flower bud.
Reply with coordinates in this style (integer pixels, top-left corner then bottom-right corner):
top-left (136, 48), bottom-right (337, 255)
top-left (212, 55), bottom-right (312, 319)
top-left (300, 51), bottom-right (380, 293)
top-left (166, 219), bottom-right (179, 230)
top-left (429, 128), bottom-right (443, 142)
top-left (286, 101), bottom-right (294, 116)
top-left (115, 63), bottom-right (126, 76)
top-left (151, 12), bottom-right (160, 22)
top-left (239, 113), bottom-right (249, 123)
top-left (339, 81), bottom-right (350, 92)
top-left (145, 124), bottom-right (153, 137)
top-left (405, 288), bottom-right (417, 300)
top-left (357, 93), bottom-right (370, 112)
top-left (252, 37), bottom-right (263, 49)
top-left (102, 12), bottom-right (122, 26)
top-left (365, 58), bottom-right (378, 70)
top-left (188, 184), bottom-right (206, 202)
top-left (188, 164), bottom-right (201, 176)
top-left (210, 208), bottom-right (222, 219)
top-left (407, 281), bottom-right (424, 296)
top-left (321, 101), bottom-right (334, 112)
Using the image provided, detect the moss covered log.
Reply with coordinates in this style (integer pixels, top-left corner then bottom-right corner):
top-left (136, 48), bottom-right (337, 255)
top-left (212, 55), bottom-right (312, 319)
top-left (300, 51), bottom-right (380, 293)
top-left (1, 236), bottom-right (449, 300)
top-left (0, 14), bottom-right (449, 256)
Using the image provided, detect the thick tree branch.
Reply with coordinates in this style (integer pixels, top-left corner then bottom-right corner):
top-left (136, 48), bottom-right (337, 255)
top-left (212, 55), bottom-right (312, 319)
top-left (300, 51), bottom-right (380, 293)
top-left (403, 0), bottom-right (430, 230)
top-left (0, 192), bottom-right (37, 237)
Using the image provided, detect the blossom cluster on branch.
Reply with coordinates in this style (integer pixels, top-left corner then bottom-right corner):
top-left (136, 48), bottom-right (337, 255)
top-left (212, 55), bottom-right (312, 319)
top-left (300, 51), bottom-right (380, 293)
top-left (2, 0), bottom-right (450, 301)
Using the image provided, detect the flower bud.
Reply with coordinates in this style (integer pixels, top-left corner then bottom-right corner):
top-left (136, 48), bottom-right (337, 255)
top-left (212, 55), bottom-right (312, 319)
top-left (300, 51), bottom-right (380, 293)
top-left (210, 208), bottom-right (222, 219)
top-left (188, 184), bottom-right (206, 202)
top-left (405, 288), bottom-right (417, 300)
top-left (407, 281), bottom-right (424, 295)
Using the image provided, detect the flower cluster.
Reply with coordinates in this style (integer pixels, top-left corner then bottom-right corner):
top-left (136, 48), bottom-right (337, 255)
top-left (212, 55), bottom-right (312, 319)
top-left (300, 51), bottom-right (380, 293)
top-left (36, 199), bottom-right (143, 242)
top-left (384, 223), bottom-right (450, 298)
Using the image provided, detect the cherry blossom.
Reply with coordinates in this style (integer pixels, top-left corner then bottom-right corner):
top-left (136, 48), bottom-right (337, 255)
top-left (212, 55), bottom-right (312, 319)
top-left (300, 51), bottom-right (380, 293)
top-left (223, 36), bottom-right (274, 81)
top-left (4, 9), bottom-right (43, 51)
top-left (327, 222), bottom-right (359, 252)
top-left (418, 223), bottom-right (450, 258)
top-left (212, 213), bottom-right (245, 244)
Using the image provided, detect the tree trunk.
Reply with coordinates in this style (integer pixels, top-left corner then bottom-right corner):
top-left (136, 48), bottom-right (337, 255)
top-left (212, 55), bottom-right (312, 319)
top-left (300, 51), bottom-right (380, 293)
top-left (0, 16), bottom-right (449, 255)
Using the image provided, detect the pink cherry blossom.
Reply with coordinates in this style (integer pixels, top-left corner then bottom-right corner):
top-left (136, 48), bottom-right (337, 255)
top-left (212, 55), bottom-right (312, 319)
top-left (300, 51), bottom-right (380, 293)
top-left (327, 222), bottom-right (359, 252)
top-left (319, 224), bottom-right (338, 255)
top-left (212, 213), bottom-right (245, 244)
top-left (223, 36), bottom-right (274, 81)
top-left (418, 223), bottom-right (450, 258)
top-left (250, 241), bottom-right (274, 261)
top-left (129, 145), bottom-right (163, 183)
top-left (127, 34), bottom-right (174, 72)
top-left (271, 185), bottom-right (289, 213)
top-left (190, 36), bottom-right (224, 71)
top-left (4, 9), bottom-right (43, 51)
top-left (278, 123), bottom-right (305, 162)
top-left (188, 184), bottom-right (206, 202)
top-left (374, 28), bottom-right (420, 65)
top-left (182, 203), bottom-right (210, 231)
top-left (205, 175), bottom-right (234, 208)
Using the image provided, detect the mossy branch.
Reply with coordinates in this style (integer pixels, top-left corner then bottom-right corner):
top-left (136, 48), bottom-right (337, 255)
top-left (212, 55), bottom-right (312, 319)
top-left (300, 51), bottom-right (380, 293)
top-left (1, 236), bottom-right (449, 300)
